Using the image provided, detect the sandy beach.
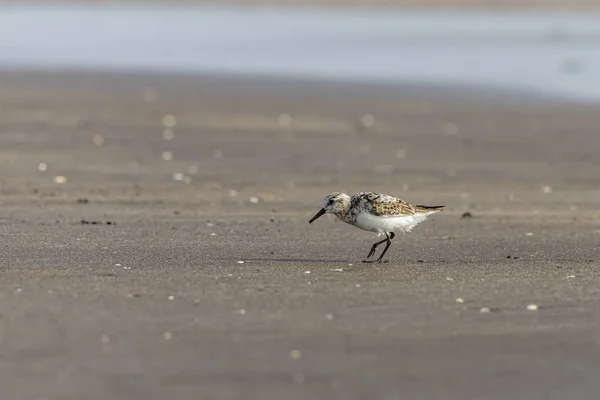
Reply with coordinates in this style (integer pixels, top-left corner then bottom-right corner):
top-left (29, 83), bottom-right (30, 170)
top-left (1, 68), bottom-right (600, 399)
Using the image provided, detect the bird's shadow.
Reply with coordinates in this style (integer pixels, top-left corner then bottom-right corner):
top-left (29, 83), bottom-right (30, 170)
top-left (242, 258), bottom-right (351, 263)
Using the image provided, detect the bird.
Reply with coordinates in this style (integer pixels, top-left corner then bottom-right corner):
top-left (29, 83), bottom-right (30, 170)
top-left (309, 191), bottom-right (444, 263)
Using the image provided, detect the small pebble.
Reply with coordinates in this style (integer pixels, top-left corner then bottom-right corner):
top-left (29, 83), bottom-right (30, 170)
top-left (163, 332), bottom-right (172, 340)
top-left (210, 233), bottom-right (217, 236)
top-left (162, 114), bottom-right (177, 128)
top-left (360, 113), bottom-right (376, 128)
top-left (455, 298), bottom-right (464, 304)
top-left (161, 151), bottom-right (173, 161)
top-left (479, 307), bottom-right (491, 313)
top-left (289, 350), bottom-right (302, 359)
top-left (304, 270), bottom-right (311, 274)
top-left (442, 121), bottom-right (459, 135)
top-left (37, 162), bottom-right (48, 172)
top-left (325, 314), bottom-right (334, 320)
top-left (526, 232), bottom-right (534, 236)
top-left (238, 309), bottom-right (246, 315)
top-left (92, 134), bottom-right (105, 146)
top-left (331, 268), bottom-right (343, 272)
top-left (542, 186), bottom-right (553, 194)
top-left (237, 261), bottom-right (245, 264)
top-left (168, 295), bottom-right (175, 300)
top-left (172, 172), bottom-right (185, 181)
top-left (115, 264), bottom-right (121, 267)
top-left (355, 284), bottom-right (361, 288)
top-left (568, 275), bottom-right (576, 278)
top-left (248, 197), bottom-right (260, 204)
top-left (53, 176), bottom-right (67, 184)
top-left (526, 304), bottom-right (539, 311)
top-left (278, 113), bottom-right (292, 126)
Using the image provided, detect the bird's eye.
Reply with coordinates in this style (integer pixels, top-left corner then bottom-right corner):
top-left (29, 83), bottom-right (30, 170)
top-left (328, 199), bottom-right (334, 205)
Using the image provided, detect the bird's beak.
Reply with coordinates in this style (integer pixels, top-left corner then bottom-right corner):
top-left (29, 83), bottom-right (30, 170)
top-left (309, 208), bottom-right (326, 224)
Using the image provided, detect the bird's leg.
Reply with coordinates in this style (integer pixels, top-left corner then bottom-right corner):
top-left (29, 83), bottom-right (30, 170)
top-left (375, 232), bottom-right (394, 263)
top-left (365, 238), bottom-right (389, 259)
top-left (363, 232), bottom-right (395, 263)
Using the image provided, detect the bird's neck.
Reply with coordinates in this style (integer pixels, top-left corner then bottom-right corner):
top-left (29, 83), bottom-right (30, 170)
top-left (335, 203), bottom-right (353, 224)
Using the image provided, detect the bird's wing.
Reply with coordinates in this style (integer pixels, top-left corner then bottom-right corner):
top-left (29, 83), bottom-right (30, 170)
top-left (351, 192), bottom-right (419, 217)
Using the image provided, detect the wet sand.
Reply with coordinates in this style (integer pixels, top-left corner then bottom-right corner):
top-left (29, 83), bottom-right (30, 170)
top-left (2, 69), bottom-right (600, 399)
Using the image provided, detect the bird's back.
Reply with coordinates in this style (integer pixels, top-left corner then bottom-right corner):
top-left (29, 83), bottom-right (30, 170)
top-left (351, 192), bottom-right (443, 217)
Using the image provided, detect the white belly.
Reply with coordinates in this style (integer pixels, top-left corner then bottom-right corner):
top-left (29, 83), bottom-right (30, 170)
top-left (354, 211), bottom-right (435, 234)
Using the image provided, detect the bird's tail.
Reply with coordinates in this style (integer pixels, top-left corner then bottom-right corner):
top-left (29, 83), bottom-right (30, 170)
top-left (415, 204), bottom-right (445, 213)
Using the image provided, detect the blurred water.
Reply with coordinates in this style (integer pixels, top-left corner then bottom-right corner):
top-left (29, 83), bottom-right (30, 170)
top-left (2, 5), bottom-right (600, 101)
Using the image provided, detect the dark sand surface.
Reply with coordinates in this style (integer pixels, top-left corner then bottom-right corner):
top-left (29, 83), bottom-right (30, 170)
top-left (2, 69), bottom-right (600, 399)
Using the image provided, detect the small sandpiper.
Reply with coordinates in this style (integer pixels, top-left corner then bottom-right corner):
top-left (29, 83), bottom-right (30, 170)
top-left (309, 191), bottom-right (444, 263)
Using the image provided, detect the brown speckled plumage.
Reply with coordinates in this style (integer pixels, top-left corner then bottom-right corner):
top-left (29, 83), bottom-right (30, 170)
top-left (351, 192), bottom-right (444, 217)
